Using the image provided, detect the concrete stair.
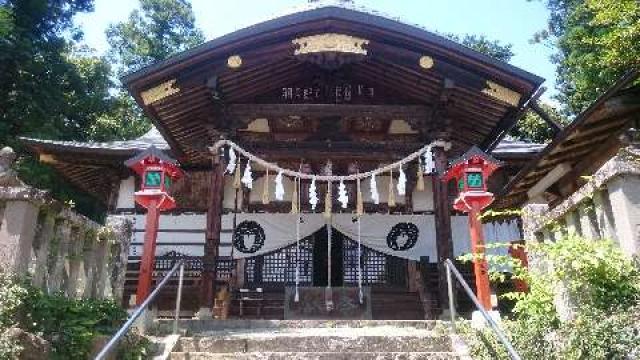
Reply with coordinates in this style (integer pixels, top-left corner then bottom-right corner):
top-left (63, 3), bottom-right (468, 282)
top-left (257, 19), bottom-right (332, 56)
top-left (159, 320), bottom-right (468, 360)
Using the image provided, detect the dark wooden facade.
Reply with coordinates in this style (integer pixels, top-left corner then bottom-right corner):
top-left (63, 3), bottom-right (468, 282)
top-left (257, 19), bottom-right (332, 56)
top-left (22, 4), bottom-right (546, 318)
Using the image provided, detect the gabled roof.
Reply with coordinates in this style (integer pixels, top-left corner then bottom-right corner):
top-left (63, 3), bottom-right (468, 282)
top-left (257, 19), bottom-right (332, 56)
top-left (20, 128), bottom-right (170, 155)
top-left (123, 2), bottom-right (543, 87)
top-left (120, 2), bottom-right (545, 164)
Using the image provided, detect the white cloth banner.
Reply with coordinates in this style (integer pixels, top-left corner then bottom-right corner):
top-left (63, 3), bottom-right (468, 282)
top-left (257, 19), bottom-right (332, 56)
top-left (231, 213), bottom-right (437, 260)
top-left (232, 213), bottom-right (326, 258)
top-left (230, 213), bottom-right (520, 262)
top-left (332, 214), bottom-right (437, 261)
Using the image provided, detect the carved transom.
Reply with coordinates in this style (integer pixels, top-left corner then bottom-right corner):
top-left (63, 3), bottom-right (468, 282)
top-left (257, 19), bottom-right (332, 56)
top-left (348, 117), bottom-right (385, 132)
top-left (140, 79), bottom-right (180, 105)
top-left (482, 81), bottom-right (522, 107)
top-left (292, 33), bottom-right (369, 55)
top-left (272, 116), bottom-right (307, 132)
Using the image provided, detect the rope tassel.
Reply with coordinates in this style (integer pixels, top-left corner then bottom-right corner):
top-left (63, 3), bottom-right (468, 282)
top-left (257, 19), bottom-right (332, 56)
top-left (388, 169), bottom-right (396, 207)
top-left (416, 163), bottom-right (425, 192)
top-left (324, 182), bottom-right (332, 220)
top-left (233, 161), bottom-right (241, 189)
top-left (262, 168), bottom-right (270, 204)
top-left (290, 178), bottom-right (299, 214)
top-left (356, 178), bottom-right (364, 217)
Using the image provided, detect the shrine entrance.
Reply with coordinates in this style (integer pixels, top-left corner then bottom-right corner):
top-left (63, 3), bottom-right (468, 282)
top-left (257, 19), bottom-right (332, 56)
top-left (312, 227), bottom-right (344, 287)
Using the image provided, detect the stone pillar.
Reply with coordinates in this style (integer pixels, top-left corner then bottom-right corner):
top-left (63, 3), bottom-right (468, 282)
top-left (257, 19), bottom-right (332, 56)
top-left (92, 237), bottom-right (110, 299)
top-left (593, 189), bottom-right (617, 242)
top-left (565, 210), bottom-right (581, 237)
top-left (66, 226), bottom-right (85, 298)
top-left (0, 200), bottom-right (40, 274)
top-left (106, 216), bottom-right (133, 304)
top-left (578, 202), bottom-right (600, 240)
top-left (607, 175), bottom-right (640, 256)
top-left (542, 228), bottom-right (554, 242)
top-left (49, 219), bottom-right (71, 293)
top-left (32, 212), bottom-right (56, 287)
top-left (81, 230), bottom-right (98, 299)
top-left (521, 203), bottom-right (549, 242)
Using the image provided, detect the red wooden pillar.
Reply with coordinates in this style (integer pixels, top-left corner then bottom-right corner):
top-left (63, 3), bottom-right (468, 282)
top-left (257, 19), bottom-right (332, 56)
top-left (136, 200), bottom-right (159, 305)
top-left (431, 145), bottom-right (454, 312)
top-left (200, 154), bottom-right (225, 312)
top-left (468, 201), bottom-right (492, 310)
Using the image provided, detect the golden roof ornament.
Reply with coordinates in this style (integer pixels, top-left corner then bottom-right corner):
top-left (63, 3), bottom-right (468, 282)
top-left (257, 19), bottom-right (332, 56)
top-left (227, 55), bottom-right (243, 69)
top-left (140, 79), bottom-right (180, 105)
top-left (482, 81), bottom-right (521, 107)
top-left (293, 33), bottom-right (369, 55)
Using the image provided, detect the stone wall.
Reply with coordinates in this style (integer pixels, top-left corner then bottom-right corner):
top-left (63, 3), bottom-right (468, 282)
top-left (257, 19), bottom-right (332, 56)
top-left (522, 145), bottom-right (640, 257)
top-left (0, 147), bottom-right (132, 302)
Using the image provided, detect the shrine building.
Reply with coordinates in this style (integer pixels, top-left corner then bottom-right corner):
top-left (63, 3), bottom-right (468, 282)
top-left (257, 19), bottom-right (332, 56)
top-left (21, 3), bottom-right (553, 319)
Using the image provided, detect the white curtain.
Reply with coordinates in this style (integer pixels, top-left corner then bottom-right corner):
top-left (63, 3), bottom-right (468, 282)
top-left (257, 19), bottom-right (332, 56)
top-left (232, 213), bottom-right (326, 258)
top-left (332, 214), bottom-right (437, 261)
top-left (231, 213), bottom-right (437, 260)
top-left (230, 213), bottom-right (520, 262)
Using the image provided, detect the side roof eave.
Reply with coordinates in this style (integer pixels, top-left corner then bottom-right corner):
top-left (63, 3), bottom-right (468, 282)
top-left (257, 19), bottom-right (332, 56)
top-left (497, 70), bottom-right (640, 204)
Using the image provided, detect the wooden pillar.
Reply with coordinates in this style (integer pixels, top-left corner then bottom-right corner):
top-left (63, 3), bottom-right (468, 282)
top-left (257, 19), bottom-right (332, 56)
top-left (431, 145), bottom-right (454, 313)
top-left (136, 200), bottom-right (160, 305)
top-left (469, 201), bottom-right (492, 310)
top-left (199, 153), bottom-right (225, 315)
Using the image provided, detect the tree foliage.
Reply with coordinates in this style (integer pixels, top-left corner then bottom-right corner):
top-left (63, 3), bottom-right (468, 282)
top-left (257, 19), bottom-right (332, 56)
top-left (445, 33), bottom-right (514, 63)
top-left (106, 0), bottom-right (205, 75)
top-left (531, 0), bottom-right (640, 114)
top-left (510, 102), bottom-right (568, 143)
top-left (0, 0), bottom-right (205, 220)
top-left (460, 236), bottom-right (640, 360)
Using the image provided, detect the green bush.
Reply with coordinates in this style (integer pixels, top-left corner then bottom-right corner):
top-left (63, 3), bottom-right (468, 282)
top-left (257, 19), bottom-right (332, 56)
top-left (0, 271), bottom-right (149, 359)
top-left (459, 236), bottom-right (640, 360)
top-left (17, 285), bottom-right (125, 359)
top-left (0, 271), bottom-right (28, 358)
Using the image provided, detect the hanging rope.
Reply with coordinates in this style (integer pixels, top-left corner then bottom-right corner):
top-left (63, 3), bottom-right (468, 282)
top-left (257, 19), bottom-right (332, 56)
top-left (211, 139), bottom-right (449, 182)
top-left (294, 178), bottom-right (301, 302)
top-left (357, 216), bottom-right (363, 304)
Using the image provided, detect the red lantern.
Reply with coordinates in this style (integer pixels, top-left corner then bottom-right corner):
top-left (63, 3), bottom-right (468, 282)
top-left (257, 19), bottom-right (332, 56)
top-left (443, 146), bottom-right (501, 213)
top-left (125, 146), bottom-right (183, 305)
top-left (443, 146), bottom-right (502, 311)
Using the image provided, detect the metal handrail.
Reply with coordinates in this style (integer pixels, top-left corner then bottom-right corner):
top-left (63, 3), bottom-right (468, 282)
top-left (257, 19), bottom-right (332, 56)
top-left (444, 259), bottom-right (522, 360)
top-left (95, 259), bottom-right (185, 360)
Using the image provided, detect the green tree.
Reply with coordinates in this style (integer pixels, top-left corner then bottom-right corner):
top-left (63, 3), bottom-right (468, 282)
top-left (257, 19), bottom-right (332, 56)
top-left (0, 0), bottom-right (100, 147)
top-left (531, 0), bottom-right (640, 114)
top-left (510, 102), bottom-right (568, 143)
top-left (106, 0), bottom-right (205, 75)
top-left (445, 33), bottom-right (514, 62)
top-left (93, 0), bottom-right (208, 142)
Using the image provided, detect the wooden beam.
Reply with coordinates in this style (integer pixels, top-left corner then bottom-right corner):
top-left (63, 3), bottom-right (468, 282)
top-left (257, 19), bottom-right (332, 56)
top-left (431, 145), bottom-right (454, 314)
top-left (200, 154), bottom-right (225, 312)
top-left (530, 100), bottom-right (563, 132)
top-left (225, 104), bottom-right (431, 120)
top-left (482, 87), bottom-right (545, 151)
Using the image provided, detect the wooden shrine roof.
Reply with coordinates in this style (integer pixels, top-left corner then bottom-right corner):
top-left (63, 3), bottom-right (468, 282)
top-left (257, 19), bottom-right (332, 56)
top-left (121, 4), bottom-right (544, 165)
top-left (496, 71), bottom-right (640, 209)
top-left (21, 3), bottom-right (550, 204)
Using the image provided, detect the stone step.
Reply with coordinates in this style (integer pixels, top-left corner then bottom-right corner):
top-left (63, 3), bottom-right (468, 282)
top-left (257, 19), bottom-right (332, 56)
top-left (155, 319), bottom-right (443, 335)
top-left (170, 351), bottom-right (464, 359)
top-left (175, 327), bottom-right (451, 353)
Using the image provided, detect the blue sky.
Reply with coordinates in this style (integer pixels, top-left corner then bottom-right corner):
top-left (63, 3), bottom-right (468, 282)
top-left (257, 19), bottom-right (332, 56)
top-left (75, 0), bottom-right (557, 100)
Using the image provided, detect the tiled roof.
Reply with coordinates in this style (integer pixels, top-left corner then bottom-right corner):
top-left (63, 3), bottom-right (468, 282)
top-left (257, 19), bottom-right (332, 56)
top-left (20, 128), bottom-right (170, 152)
